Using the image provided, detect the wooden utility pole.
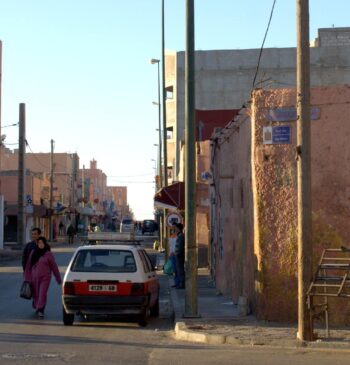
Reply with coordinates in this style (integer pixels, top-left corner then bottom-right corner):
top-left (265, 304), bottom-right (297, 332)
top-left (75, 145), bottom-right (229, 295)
top-left (17, 103), bottom-right (26, 246)
top-left (184, 0), bottom-right (198, 317)
top-left (296, 0), bottom-right (312, 341)
top-left (49, 139), bottom-right (54, 241)
top-left (161, 0), bottom-right (169, 256)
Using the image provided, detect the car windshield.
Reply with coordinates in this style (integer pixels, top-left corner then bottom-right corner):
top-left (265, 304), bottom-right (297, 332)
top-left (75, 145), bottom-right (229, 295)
top-left (143, 220), bottom-right (154, 227)
top-left (71, 249), bottom-right (137, 273)
top-left (122, 219), bottom-right (133, 225)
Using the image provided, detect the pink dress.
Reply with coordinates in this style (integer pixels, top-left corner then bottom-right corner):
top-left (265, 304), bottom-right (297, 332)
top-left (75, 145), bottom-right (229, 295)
top-left (24, 251), bottom-right (61, 311)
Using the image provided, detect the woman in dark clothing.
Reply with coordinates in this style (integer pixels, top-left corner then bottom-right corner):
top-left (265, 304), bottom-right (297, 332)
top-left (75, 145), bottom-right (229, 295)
top-left (24, 236), bottom-right (61, 318)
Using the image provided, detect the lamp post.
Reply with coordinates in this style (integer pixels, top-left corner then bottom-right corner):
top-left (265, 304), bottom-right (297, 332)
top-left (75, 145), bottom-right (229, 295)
top-left (150, 59), bottom-right (163, 188)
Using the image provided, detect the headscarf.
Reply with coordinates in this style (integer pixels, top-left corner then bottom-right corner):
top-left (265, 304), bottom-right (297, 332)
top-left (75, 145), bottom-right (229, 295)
top-left (30, 236), bottom-right (51, 268)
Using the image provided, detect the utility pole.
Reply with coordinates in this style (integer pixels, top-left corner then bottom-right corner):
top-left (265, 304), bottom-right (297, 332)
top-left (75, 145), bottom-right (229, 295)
top-left (17, 103), bottom-right (26, 246)
top-left (296, 0), bottom-right (312, 341)
top-left (49, 139), bottom-right (54, 241)
top-left (184, 0), bottom-right (198, 317)
top-left (71, 153), bottom-right (78, 226)
top-left (0, 41), bottom-right (3, 249)
top-left (161, 0), bottom-right (169, 257)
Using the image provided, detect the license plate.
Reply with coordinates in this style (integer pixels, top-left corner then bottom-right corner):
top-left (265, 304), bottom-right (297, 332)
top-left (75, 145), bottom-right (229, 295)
top-left (88, 284), bottom-right (117, 292)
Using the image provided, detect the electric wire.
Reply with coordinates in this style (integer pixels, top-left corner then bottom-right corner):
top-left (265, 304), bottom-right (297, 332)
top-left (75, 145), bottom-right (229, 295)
top-left (25, 140), bottom-right (50, 169)
top-left (1, 122), bottom-right (19, 128)
top-left (251, 0), bottom-right (277, 92)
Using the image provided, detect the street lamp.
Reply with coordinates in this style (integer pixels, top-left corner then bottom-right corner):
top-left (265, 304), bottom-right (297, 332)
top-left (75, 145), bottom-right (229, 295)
top-left (150, 59), bottom-right (163, 188)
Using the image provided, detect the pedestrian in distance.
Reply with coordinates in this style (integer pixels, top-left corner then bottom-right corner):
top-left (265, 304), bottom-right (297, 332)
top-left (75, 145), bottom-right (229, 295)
top-left (22, 227), bottom-right (41, 271)
top-left (66, 224), bottom-right (76, 244)
top-left (24, 236), bottom-right (61, 318)
top-left (58, 221), bottom-right (64, 235)
top-left (169, 233), bottom-right (180, 288)
top-left (174, 223), bottom-right (185, 289)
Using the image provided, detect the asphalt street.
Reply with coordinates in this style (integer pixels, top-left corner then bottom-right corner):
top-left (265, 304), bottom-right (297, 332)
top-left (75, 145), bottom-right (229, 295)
top-left (0, 240), bottom-right (350, 364)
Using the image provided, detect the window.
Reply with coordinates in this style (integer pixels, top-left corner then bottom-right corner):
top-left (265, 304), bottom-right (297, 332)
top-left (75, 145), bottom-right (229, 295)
top-left (166, 86), bottom-right (173, 99)
top-left (167, 127), bottom-right (173, 140)
top-left (71, 249), bottom-right (137, 273)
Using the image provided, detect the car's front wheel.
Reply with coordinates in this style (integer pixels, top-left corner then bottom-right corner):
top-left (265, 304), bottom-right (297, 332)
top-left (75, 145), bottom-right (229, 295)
top-left (63, 307), bottom-right (74, 326)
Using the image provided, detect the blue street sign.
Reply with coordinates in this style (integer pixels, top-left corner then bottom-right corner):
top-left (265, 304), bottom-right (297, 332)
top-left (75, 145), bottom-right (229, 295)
top-left (272, 126), bottom-right (291, 144)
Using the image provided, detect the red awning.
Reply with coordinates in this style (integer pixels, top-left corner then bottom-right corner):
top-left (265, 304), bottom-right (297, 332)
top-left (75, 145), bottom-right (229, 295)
top-left (154, 181), bottom-right (185, 210)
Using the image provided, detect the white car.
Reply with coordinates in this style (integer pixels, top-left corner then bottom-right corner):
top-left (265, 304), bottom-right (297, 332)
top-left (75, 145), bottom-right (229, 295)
top-left (62, 244), bottom-right (159, 326)
top-left (120, 218), bottom-right (135, 233)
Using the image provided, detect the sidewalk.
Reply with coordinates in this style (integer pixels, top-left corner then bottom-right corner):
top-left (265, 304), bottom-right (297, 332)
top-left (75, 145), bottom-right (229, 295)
top-left (0, 239), bottom-right (75, 263)
top-left (169, 268), bottom-right (350, 350)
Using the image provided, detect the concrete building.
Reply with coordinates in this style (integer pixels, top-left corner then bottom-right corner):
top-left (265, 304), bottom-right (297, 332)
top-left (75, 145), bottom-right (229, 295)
top-left (0, 170), bottom-right (49, 242)
top-left (1, 149), bottom-right (79, 211)
top-left (165, 27), bottom-right (350, 180)
top-left (211, 84), bottom-right (350, 324)
top-left (78, 159), bottom-right (107, 218)
top-left (106, 185), bottom-right (131, 221)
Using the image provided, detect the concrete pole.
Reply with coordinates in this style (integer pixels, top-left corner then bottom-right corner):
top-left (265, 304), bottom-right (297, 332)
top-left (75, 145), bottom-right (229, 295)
top-left (0, 42), bottom-right (3, 249)
top-left (161, 0), bottom-right (169, 256)
top-left (17, 103), bottom-right (26, 246)
top-left (184, 0), bottom-right (198, 317)
top-left (296, 0), bottom-right (312, 341)
top-left (49, 139), bottom-right (54, 241)
top-left (157, 61), bottom-right (163, 187)
top-left (0, 196), bottom-right (3, 250)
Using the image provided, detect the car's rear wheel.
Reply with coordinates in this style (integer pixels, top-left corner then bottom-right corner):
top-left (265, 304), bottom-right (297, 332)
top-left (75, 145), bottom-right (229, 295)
top-left (138, 308), bottom-right (148, 327)
top-left (150, 297), bottom-right (159, 317)
top-left (63, 307), bottom-right (74, 326)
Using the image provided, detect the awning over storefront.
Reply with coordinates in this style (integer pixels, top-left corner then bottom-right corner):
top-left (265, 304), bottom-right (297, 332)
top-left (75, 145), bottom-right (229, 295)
top-left (154, 181), bottom-right (184, 211)
top-left (4, 204), bottom-right (48, 217)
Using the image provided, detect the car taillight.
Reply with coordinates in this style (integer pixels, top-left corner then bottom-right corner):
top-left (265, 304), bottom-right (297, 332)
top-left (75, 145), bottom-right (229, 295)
top-left (131, 283), bottom-right (145, 295)
top-left (63, 282), bottom-right (75, 295)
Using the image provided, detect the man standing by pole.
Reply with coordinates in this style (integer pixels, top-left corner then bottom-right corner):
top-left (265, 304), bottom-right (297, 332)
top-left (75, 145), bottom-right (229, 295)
top-left (296, 0), bottom-right (313, 341)
top-left (184, 0), bottom-right (198, 317)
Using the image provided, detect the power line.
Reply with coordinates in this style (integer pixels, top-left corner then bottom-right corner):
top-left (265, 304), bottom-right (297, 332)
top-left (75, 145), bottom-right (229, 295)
top-left (1, 122), bottom-right (19, 129)
top-left (25, 140), bottom-right (50, 169)
top-left (251, 0), bottom-right (277, 91)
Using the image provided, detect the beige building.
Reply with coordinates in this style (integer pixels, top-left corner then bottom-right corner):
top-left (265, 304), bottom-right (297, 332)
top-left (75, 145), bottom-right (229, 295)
top-left (1, 148), bottom-right (79, 210)
top-left (78, 159), bottom-right (107, 215)
top-left (165, 27), bottom-right (350, 181)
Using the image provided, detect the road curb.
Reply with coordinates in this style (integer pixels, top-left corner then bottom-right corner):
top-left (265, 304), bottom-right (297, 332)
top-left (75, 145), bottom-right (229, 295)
top-left (174, 321), bottom-right (350, 350)
top-left (175, 322), bottom-right (226, 344)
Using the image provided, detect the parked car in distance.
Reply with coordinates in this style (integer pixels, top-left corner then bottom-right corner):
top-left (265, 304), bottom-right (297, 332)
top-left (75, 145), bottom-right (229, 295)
top-left (120, 218), bottom-right (135, 233)
top-left (62, 244), bottom-right (160, 326)
top-left (142, 220), bottom-right (157, 235)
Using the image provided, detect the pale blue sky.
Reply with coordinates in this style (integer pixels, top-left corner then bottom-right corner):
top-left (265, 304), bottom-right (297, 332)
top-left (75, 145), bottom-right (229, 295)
top-left (0, 1), bottom-right (349, 219)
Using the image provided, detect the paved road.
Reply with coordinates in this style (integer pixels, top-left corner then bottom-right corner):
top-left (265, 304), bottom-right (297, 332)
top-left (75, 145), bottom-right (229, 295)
top-left (1, 241), bottom-right (350, 364)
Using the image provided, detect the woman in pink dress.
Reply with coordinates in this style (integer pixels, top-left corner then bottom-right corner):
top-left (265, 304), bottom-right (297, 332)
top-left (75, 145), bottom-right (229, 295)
top-left (24, 236), bottom-right (61, 318)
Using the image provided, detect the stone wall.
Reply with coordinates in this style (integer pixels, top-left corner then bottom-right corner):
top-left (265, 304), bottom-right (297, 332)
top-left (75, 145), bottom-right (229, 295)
top-left (252, 85), bottom-right (350, 324)
top-left (211, 112), bottom-right (255, 308)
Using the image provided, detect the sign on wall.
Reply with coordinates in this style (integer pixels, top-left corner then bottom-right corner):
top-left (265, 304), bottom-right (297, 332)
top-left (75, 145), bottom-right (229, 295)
top-left (263, 125), bottom-right (291, 144)
top-left (267, 107), bottom-right (320, 122)
top-left (166, 212), bottom-right (183, 228)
